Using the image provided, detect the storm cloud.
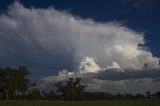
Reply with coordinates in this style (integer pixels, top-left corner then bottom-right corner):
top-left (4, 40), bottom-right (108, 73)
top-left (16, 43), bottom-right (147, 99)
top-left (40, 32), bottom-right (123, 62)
top-left (0, 2), bottom-right (160, 93)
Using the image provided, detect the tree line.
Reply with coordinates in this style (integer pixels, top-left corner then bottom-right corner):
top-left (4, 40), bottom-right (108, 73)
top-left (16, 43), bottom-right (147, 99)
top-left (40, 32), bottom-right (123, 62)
top-left (0, 66), bottom-right (160, 100)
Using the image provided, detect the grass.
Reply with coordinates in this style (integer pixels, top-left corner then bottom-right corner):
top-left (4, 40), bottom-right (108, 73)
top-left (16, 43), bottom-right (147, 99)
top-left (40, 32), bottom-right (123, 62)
top-left (0, 99), bottom-right (160, 106)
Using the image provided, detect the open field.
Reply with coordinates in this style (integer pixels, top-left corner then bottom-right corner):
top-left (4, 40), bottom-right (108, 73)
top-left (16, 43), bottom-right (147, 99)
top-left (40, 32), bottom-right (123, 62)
top-left (0, 99), bottom-right (160, 106)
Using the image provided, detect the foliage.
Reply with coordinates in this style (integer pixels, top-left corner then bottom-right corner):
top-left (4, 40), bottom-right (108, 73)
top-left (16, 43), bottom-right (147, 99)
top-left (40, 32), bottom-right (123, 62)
top-left (0, 66), bottom-right (30, 100)
top-left (54, 77), bottom-right (85, 101)
top-left (1, 66), bottom-right (160, 101)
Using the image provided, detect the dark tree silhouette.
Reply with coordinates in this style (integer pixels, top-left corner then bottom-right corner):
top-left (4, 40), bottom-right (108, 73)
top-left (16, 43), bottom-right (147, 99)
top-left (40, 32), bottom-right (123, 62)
top-left (135, 93), bottom-right (145, 99)
top-left (0, 68), bottom-right (5, 99)
top-left (83, 92), bottom-right (112, 100)
top-left (0, 66), bottom-right (30, 100)
top-left (15, 66), bottom-right (30, 100)
top-left (42, 91), bottom-right (60, 100)
top-left (54, 77), bottom-right (85, 101)
top-left (125, 93), bottom-right (135, 99)
top-left (145, 91), bottom-right (151, 98)
top-left (27, 83), bottom-right (41, 100)
top-left (156, 91), bottom-right (160, 98)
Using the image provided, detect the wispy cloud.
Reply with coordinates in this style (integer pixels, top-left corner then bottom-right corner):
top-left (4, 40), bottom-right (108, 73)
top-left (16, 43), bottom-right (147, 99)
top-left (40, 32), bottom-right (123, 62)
top-left (117, 0), bottom-right (157, 9)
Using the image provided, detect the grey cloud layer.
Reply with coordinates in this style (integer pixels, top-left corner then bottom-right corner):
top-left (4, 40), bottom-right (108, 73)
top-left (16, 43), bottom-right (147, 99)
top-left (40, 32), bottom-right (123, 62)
top-left (43, 68), bottom-right (160, 94)
top-left (96, 68), bottom-right (160, 81)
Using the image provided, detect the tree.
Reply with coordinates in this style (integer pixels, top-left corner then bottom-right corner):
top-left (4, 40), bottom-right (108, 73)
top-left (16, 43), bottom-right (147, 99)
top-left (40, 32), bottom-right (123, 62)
top-left (27, 83), bottom-right (41, 100)
top-left (15, 66), bottom-right (30, 100)
top-left (54, 77), bottom-right (85, 101)
top-left (145, 91), bottom-right (151, 98)
top-left (2, 67), bottom-right (17, 100)
top-left (156, 91), bottom-right (160, 98)
top-left (135, 93), bottom-right (145, 99)
top-left (125, 93), bottom-right (135, 99)
top-left (83, 92), bottom-right (112, 100)
top-left (0, 68), bottom-right (5, 99)
top-left (42, 91), bottom-right (60, 100)
top-left (115, 93), bottom-right (124, 99)
top-left (0, 66), bottom-right (30, 100)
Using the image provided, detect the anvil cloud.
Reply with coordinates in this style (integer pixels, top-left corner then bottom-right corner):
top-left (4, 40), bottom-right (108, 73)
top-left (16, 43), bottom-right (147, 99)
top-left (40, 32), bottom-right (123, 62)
top-left (0, 2), bottom-right (160, 93)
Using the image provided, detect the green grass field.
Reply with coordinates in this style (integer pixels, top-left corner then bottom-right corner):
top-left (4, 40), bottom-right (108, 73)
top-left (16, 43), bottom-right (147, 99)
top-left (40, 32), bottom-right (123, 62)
top-left (0, 99), bottom-right (160, 106)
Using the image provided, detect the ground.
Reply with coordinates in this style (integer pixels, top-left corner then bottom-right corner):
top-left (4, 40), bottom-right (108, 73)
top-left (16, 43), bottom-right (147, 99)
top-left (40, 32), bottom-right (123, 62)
top-left (0, 99), bottom-right (160, 106)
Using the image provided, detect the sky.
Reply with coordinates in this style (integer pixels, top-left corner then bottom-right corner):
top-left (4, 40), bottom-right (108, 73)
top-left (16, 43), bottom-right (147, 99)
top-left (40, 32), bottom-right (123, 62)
top-left (0, 0), bottom-right (160, 94)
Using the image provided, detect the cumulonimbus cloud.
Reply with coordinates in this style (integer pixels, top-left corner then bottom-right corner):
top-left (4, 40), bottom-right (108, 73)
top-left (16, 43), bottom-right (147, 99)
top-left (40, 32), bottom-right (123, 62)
top-left (0, 2), bottom-right (160, 93)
